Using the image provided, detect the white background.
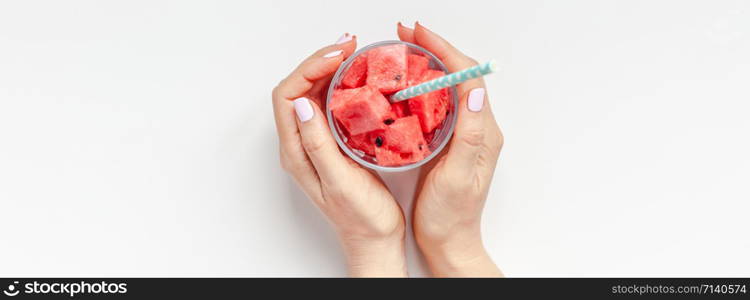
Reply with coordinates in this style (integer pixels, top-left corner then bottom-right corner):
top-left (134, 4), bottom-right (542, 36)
top-left (1, 0), bottom-right (749, 277)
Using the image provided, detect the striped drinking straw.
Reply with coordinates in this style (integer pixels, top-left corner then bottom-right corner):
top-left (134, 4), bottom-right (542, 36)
top-left (390, 60), bottom-right (497, 102)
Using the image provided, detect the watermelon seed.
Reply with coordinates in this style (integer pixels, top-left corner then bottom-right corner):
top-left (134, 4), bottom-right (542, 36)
top-left (384, 118), bottom-right (394, 125)
top-left (375, 136), bottom-right (383, 147)
top-left (394, 74), bottom-right (402, 81)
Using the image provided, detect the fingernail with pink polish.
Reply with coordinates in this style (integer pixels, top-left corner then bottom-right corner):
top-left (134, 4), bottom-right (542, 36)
top-left (399, 21), bottom-right (413, 29)
top-left (468, 88), bottom-right (485, 112)
top-left (293, 97), bottom-right (314, 122)
top-left (323, 50), bottom-right (343, 58)
top-left (335, 33), bottom-right (352, 44)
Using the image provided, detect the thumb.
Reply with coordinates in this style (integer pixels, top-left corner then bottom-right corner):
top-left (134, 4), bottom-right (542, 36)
top-left (293, 96), bottom-right (351, 181)
top-left (443, 87), bottom-right (488, 176)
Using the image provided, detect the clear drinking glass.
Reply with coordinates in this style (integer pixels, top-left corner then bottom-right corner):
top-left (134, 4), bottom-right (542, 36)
top-left (325, 40), bottom-right (458, 172)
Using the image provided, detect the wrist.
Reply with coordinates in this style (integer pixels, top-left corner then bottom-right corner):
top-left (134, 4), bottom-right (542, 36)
top-left (339, 230), bottom-right (407, 277)
top-left (416, 227), bottom-right (502, 277)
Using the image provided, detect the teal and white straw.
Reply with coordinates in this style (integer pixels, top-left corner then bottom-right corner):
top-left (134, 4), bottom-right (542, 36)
top-left (391, 60), bottom-right (497, 102)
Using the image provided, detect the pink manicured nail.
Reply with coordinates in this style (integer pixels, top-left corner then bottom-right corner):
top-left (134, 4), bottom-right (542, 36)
top-left (323, 50), bottom-right (343, 58)
top-left (335, 33), bottom-right (352, 44)
top-left (467, 88), bottom-right (485, 112)
top-left (293, 97), bottom-right (314, 122)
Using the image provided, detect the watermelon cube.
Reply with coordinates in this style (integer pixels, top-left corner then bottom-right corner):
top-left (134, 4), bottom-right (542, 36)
top-left (408, 69), bottom-right (450, 133)
top-left (374, 115), bottom-right (430, 166)
top-left (346, 131), bottom-right (380, 156)
top-left (381, 115), bottom-right (430, 154)
top-left (423, 130), bottom-right (436, 144)
top-left (390, 101), bottom-right (410, 118)
top-left (374, 147), bottom-right (405, 166)
top-left (341, 54), bottom-right (368, 88)
top-left (331, 86), bottom-right (391, 136)
top-left (407, 54), bottom-right (430, 86)
top-left (366, 44), bottom-right (408, 93)
top-left (329, 88), bottom-right (359, 112)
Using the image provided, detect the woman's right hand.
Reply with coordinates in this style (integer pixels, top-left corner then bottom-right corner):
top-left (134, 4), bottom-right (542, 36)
top-left (272, 34), bottom-right (407, 277)
top-left (398, 22), bottom-right (504, 277)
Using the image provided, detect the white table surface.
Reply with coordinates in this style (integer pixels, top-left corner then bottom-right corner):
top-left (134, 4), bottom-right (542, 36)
top-left (1, 0), bottom-right (749, 277)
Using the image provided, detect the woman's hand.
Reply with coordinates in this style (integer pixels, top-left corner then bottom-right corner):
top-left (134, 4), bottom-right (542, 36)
top-left (398, 23), bottom-right (504, 277)
top-left (272, 34), bottom-right (406, 277)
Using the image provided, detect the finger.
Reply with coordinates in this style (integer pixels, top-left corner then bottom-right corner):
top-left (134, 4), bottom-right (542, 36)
top-left (308, 75), bottom-right (334, 108)
top-left (442, 87), bottom-right (490, 179)
top-left (276, 37), bottom-right (357, 102)
top-left (284, 145), bottom-right (326, 205)
top-left (308, 33), bottom-right (358, 61)
top-left (311, 34), bottom-right (358, 98)
top-left (274, 94), bottom-right (324, 200)
top-left (292, 96), bottom-right (352, 183)
top-left (412, 23), bottom-right (489, 107)
top-left (277, 49), bottom-right (344, 101)
top-left (273, 37), bottom-right (357, 147)
top-left (396, 22), bottom-right (416, 44)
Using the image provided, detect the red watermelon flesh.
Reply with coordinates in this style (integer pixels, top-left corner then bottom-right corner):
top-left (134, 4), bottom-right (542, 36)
top-left (366, 44), bottom-right (408, 93)
top-left (331, 85), bottom-right (391, 136)
top-left (390, 101), bottom-right (410, 118)
top-left (408, 69), bottom-right (449, 133)
top-left (382, 115), bottom-right (430, 154)
top-left (346, 131), bottom-right (379, 156)
top-left (329, 88), bottom-right (359, 112)
top-left (373, 115), bottom-right (430, 166)
top-left (423, 130), bottom-right (435, 144)
top-left (407, 54), bottom-right (430, 86)
top-left (374, 147), bottom-right (408, 166)
top-left (341, 54), bottom-right (368, 88)
top-left (373, 147), bottom-right (403, 166)
top-left (375, 141), bottom-right (429, 166)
